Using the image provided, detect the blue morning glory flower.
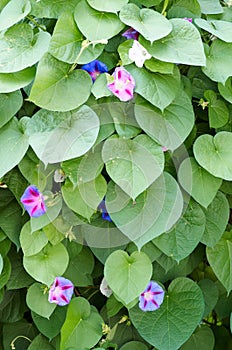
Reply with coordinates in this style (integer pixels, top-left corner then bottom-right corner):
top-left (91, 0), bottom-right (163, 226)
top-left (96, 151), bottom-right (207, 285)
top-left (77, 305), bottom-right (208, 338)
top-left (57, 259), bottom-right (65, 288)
top-left (139, 281), bottom-right (165, 312)
top-left (48, 277), bottom-right (74, 306)
top-left (98, 198), bottom-right (112, 222)
top-left (81, 60), bottom-right (108, 81)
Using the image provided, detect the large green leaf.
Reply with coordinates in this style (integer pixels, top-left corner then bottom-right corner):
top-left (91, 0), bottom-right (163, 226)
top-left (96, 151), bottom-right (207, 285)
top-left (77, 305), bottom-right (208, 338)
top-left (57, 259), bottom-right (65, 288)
top-left (0, 118), bottom-right (29, 179)
top-left (119, 3), bottom-right (172, 42)
top-left (140, 18), bottom-right (206, 66)
top-left (193, 132), bottom-right (232, 180)
top-left (218, 77), bottom-right (232, 104)
top-left (102, 135), bottom-right (164, 200)
top-left (0, 90), bottom-right (23, 128)
top-left (0, 67), bottom-right (36, 93)
top-left (198, 279), bottom-right (219, 317)
top-left (134, 90), bottom-right (194, 151)
top-left (26, 283), bottom-right (56, 319)
top-left (197, 0), bottom-right (223, 14)
top-left (178, 157), bottom-right (222, 208)
top-left (0, 23), bottom-right (50, 73)
top-left (104, 250), bottom-right (152, 306)
top-left (26, 105), bottom-right (100, 164)
top-left (87, 0), bottom-right (128, 13)
top-left (202, 40), bottom-right (232, 84)
top-left (29, 53), bottom-right (92, 112)
top-left (20, 222), bottom-right (48, 257)
top-left (195, 19), bottom-right (232, 43)
top-left (74, 0), bottom-right (125, 41)
top-left (154, 200), bottom-right (205, 262)
top-left (201, 191), bottom-right (230, 247)
top-left (180, 325), bottom-right (215, 350)
top-left (129, 277), bottom-right (205, 350)
top-left (28, 334), bottom-right (55, 350)
top-left (30, 0), bottom-right (80, 18)
top-left (0, 0), bottom-right (31, 31)
top-left (49, 12), bottom-right (104, 64)
top-left (204, 90), bottom-right (229, 128)
top-left (60, 297), bottom-right (103, 350)
top-left (23, 243), bottom-right (69, 286)
top-left (206, 232), bottom-right (232, 293)
top-left (126, 64), bottom-right (180, 111)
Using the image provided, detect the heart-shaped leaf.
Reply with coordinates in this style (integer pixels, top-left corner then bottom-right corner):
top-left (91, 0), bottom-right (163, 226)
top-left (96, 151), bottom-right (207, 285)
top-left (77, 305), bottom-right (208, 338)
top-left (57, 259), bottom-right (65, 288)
top-left (0, 91), bottom-right (23, 128)
top-left (74, 0), bottom-right (124, 41)
top-left (218, 77), bottom-right (232, 104)
top-left (102, 135), bottom-right (164, 200)
top-left (206, 232), bottom-right (232, 293)
top-left (180, 326), bottom-right (215, 350)
top-left (26, 283), bottom-right (56, 319)
top-left (195, 18), bottom-right (232, 43)
top-left (29, 53), bottom-right (92, 112)
top-left (0, 0), bottom-right (31, 31)
top-left (30, 0), bottom-right (79, 18)
top-left (129, 277), bottom-right (205, 350)
top-left (119, 3), bottom-right (172, 43)
top-left (104, 250), bottom-right (152, 306)
top-left (0, 67), bottom-right (36, 93)
top-left (178, 157), bottom-right (222, 208)
top-left (193, 132), bottom-right (232, 180)
top-left (204, 90), bottom-right (229, 128)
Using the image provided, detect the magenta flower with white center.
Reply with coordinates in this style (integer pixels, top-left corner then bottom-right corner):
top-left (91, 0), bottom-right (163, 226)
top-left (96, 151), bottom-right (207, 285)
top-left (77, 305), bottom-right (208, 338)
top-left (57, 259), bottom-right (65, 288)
top-left (107, 67), bottom-right (135, 102)
top-left (139, 281), bottom-right (165, 312)
top-left (48, 277), bottom-right (74, 306)
top-left (20, 185), bottom-right (46, 217)
top-left (183, 17), bottom-right (192, 23)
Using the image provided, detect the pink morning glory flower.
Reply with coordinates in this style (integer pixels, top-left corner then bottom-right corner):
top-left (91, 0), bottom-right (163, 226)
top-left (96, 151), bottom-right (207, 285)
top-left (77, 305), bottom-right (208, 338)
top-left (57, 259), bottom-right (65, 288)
top-left (81, 60), bottom-right (108, 81)
top-left (20, 185), bottom-right (46, 218)
top-left (129, 40), bottom-right (152, 68)
top-left (122, 27), bottom-right (139, 40)
top-left (48, 277), bottom-right (74, 306)
top-left (139, 281), bottom-right (165, 312)
top-left (107, 67), bottom-right (135, 102)
top-left (183, 17), bottom-right (192, 23)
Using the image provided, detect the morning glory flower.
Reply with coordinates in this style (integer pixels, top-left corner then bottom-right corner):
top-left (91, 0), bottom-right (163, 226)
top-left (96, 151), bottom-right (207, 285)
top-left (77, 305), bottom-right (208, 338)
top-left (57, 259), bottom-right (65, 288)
top-left (81, 60), bottom-right (108, 81)
top-left (48, 277), bottom-right (74, 306)
top-left (122, 27), bottom-right (139, 40)
top-left (98, 198), bottom-right (112, 222)
top-left (20, 185), bottom-right (46, 218)
top-left (183, 17), bottom-right (192, 23)
top-left (100, 277), bottom-right (112, 297)
top-left (139, 281), bottom-right (165, 312)
top-left (129, 40), bottom-right (152, 68)
top-left (107, 67), bottom-right (135, 102)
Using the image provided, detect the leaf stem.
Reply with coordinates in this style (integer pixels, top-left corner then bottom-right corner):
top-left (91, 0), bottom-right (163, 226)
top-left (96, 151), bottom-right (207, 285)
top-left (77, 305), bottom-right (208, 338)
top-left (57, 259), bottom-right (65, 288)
top-left (26, 15), bottom-right (46, 31)
top-left (11, 336), bottom-right (32, 350)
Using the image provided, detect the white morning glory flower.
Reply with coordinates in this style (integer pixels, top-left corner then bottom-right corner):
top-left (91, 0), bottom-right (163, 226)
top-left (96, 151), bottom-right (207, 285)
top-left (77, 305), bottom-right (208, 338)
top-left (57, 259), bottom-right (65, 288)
top-left (129, 40), bottom-right (152, 68)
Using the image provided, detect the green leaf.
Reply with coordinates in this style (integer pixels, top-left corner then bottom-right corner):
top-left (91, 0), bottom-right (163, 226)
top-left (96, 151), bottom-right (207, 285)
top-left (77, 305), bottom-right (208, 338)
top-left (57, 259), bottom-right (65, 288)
top-left (218, 77), bottom-right (232, 104)
top-left (197, 0), bottom-right (223, 14)
top-left (126, 64), bottom-right (180, 111)
top-left (74, 0), bottom-right (125, 41)
top-left (26, 283), bottom-right (56, 319)
top-left (30, 0), bottom-right (80, 18)
top-left (0, 201), bottom-right (22, 249)
top-left (0, 67), bottom-right (35, 93)
top-left (129, 277), bottom-right (205, 350)
top-left (201, 191), bottom-right (230, 247)
top-left (32, 307), bottom-right (66, 340)
top-left (118, 40), bottom-right (133, 66)
top-left (49, 12), bottom-right (104, 64)
top-left (198, 279), bottom-right (219, 317)
top-left (26, 105), bottom-right (100, 164)
top-left (202, 40), bottom-right (232, 84)
top-left (62, 175), bottom-right (106, 220)
top-left (29, 53), bottom-right (92, 112)
top-left (18, 154), bottom-right (47, 191)
top-left (20, 222), bottom-right (48, 257)
top-left (193, 132), bottom-right (232, 180)
top-left (154, 200), bottom-right (205, 262)
top-left (0, 289), bottom-right (27, 323)
top-left (178, 157), bottom-right (222, 208)
top-left (195, 19), bottom-right (232, 43)
top-left (28, 334), bottom-right (55, 350)
top-left (0, 91), bottom-right (22, 128)
top-left (3, 320), bottom-right (37, 350)
top-left (102, 135), bottom-right (164, 200)
top-left (60, 297), bottom-right (103, 350)
top-left (206, 231), bottom-right (232, 293)
top-left (204, 90), bottom-right (229, 128)
top-left (23, 242), bottom-right (69, 286)
top-left (104, 250), bottom-right (152, 306)
top-left (120, 341), bottom-right (148, 350)
top-left (140, 18), bottom-right (206, 66)
top-left (180, 325), bottom-right (215, 350)
top-left (0, 23), bottom-right (51, 73)
top-left (134, 89), bottom-right (194, 151)
top-left (119, 3), bottom-right (172, 43)
top-left (0, 256), bottom-right (11, 289)
top-left (0, 0), bottom-right (31, 31)
top-left (91, 73), bottom-right (113, 99)
top-left (87, 0), bottom-right (128, 13)
top-left (0, 118), bottom-right (28, 178)
top-left (144, 58), bottom-right (174, 74)
top-left (168, 0), bottom-right (201, 18)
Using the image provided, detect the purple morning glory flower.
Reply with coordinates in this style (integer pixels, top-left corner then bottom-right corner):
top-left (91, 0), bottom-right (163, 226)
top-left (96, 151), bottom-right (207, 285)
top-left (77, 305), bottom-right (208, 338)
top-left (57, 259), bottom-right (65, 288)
top-left (139, 281), bottom-right (165, 312)
top-left (81, 60), bottom-right (108, 81)
top-left (183, 17), bottom-right (192, 23)
top-left (20, 185), bottom-right (46, 218)
top-left (98, 199), bottom-right (112, 222)
top-left (122, 27), bottom-right (139, 40)
top-left (48, 277), bottom-right (74, 306)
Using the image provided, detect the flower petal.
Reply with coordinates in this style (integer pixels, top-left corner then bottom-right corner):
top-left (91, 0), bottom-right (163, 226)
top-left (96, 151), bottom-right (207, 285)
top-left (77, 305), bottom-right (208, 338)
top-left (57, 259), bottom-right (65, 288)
top-left (20, 185), bottom-right (47, 218)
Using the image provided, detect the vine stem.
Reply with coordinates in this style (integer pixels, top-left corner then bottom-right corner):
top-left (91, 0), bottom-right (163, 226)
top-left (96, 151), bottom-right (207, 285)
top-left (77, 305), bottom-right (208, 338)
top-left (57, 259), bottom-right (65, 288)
top-left (26, 15), bottom-right (46, 31)
top-left (11, 336), bottom-right (32, 350)
top-left (161, 0), bottom-right (169, 16)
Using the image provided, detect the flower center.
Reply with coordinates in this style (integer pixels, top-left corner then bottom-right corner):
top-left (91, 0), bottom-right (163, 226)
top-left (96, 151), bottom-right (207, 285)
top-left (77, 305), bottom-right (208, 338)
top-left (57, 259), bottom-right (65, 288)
top-left (144, 291), bottom-right (154, 301)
